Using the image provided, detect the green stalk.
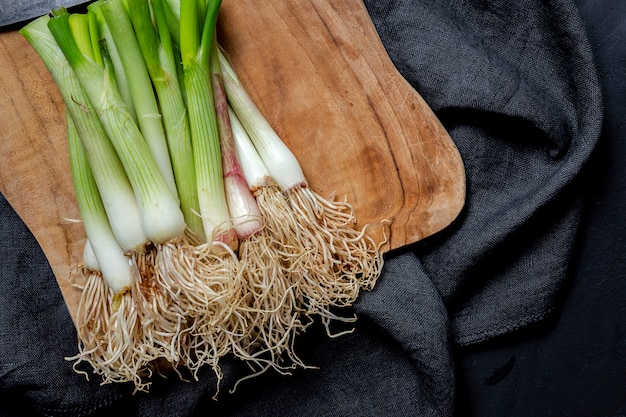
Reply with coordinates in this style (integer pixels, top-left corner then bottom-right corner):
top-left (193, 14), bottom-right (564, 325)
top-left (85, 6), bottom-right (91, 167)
top-left (97, 0), bottom-right (179, 198)
top-left (128, 0), bottom-right (204, 240)
top-left (68, 13), bottom-right (93, 60)
top-left (162, 0), bottom-right (181, 46)
top-left (181, 0), bottom-right (236, 250)
top-left (21, 14), bottom-right (147, 253)
top-left (87, 10), bottom-right (103, 67)
top-left (87, 2), bottom-right (136, 120)
top-left (161, 0), bottom-right (186, 99)
top-left (48, 10), bottom-right (186, 244)
top-left (67, 112), bottom-right (133, 295)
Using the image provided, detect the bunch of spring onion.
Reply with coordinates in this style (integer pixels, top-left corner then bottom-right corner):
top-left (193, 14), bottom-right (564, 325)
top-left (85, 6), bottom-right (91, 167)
top-left (163, 0), bottom-right (385, 379)
top-left (20, 0), bottom-right (232, 391)
top-left (21, 12), bottom-right (174, 390)
top-left (20, 0), bottom-right (384, 394)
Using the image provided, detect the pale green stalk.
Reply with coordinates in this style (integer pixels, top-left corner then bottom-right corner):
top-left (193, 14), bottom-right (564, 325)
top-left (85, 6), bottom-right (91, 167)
top-left (181, 0), bottom-right (236, 249)
top-left (88, 2), bottom-right (136, 121)
top-left (97, 0), bottom-right (179, 198)
top-left (48, 9), bottom-right (186, 244)
top-left (69, 13), bottom-right (93, 60)
top-left (162, 0), bottom-right (181, 46)
top-left (21, 14), bottom-right (147, 252)
top-left (67, 112), bottom-right (133, 294)
top-left (128, 0), bottom-right (204, 240)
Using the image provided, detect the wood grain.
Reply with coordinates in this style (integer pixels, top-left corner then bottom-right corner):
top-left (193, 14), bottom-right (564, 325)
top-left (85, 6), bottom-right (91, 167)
top-left (0, 0), bottom-right (465, 323)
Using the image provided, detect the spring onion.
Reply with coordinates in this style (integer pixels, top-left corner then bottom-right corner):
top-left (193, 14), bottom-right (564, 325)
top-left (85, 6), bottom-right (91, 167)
top-left (66, 111), bottom-right (148, 390)
top-left (210, 43), bottom-right (263, 240)
top-left (219, 50), bottom-right (383, 333)
top-left (21, 15), bottom-right (183, 391)
top-left (227, 108), bottom-right (310, 376)
top-left (209, 39), bottom-right (309, 374)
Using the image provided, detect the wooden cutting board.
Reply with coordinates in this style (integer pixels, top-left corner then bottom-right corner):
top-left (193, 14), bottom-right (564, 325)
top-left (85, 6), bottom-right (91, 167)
top-left (0, 0), bottom-right (465, 323)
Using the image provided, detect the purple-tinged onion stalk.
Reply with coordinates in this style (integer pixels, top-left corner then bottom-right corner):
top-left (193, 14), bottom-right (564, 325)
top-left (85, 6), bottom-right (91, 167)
top-left (157, 0), bottom-right (236, 385)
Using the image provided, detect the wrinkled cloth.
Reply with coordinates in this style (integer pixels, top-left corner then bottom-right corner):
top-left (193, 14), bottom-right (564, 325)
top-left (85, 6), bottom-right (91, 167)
top-left (0, 0), bottom-right (603, 416)
top-left (364, 0), bottom-right (601, 345)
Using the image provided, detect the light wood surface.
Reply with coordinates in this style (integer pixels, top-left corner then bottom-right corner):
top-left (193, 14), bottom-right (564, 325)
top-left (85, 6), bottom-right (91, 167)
top-left (0, 0), bottom-right (465, 323)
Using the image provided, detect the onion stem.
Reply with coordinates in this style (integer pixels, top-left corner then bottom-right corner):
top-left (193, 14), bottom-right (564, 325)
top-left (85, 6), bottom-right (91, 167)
top-left (128, 0), bottom-right (204, 240)
top-left (66, 112), bottom-right (133, 295)
top-left (97, 0), bottom-right (179, 199)
top-left (218, 48), bottom-right (307, 193)
top-left (210, 40), bottom-right (263, 240)
top-left (88, 1), bottom-right (137, 120)
top-left (181, 0), bottom-right (236, 251)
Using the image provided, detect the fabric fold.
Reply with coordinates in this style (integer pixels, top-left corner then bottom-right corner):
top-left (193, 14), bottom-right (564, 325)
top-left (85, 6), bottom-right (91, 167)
top-left (354, 250), bottom-right (454, 417)
top-left (363, 0), bottom-right (602, 344)
top-left (0, 193), bottom-right (125, 417)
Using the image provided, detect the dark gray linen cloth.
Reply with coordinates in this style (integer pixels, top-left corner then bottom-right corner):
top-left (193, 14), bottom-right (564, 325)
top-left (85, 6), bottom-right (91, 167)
top-left (0, 0), bottom-right (89, 27)
top-left (0, 0), bottom-right (604, 416)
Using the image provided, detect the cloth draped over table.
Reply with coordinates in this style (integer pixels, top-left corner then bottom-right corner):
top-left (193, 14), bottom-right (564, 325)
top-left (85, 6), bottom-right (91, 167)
top-left (0, 0), bottom-right (602, 416)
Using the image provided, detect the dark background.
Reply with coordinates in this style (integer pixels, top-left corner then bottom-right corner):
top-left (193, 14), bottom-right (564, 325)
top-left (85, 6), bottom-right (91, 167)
top-left (456, 1), bottom-right (626, 415)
